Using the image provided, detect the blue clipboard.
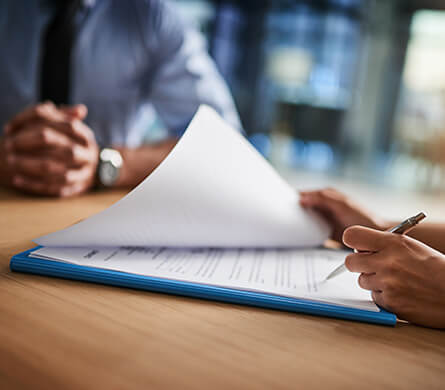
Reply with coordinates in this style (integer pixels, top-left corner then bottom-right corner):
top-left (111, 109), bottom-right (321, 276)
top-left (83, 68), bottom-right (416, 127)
top-left (10, 246), bottom-right (397, 326)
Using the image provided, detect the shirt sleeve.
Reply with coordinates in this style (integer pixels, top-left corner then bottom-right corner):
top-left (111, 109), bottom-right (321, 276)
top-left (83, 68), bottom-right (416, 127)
top-left (137, 0), bottom-right (243, 136)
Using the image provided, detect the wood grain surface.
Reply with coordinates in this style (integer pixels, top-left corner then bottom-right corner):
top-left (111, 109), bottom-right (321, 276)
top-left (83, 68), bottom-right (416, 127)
top-left (1, 187), bottom-right (444, 390)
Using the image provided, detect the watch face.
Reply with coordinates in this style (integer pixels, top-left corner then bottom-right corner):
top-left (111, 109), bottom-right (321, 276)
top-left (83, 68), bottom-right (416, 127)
top-left (99, 161), bottom-right (119, 186)
top-left (99, 148), bottom-right (123, 187)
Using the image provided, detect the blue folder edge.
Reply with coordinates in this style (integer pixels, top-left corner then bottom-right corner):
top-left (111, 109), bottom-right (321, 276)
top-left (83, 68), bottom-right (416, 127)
top-left (10, 246), bottom-right (397, 326)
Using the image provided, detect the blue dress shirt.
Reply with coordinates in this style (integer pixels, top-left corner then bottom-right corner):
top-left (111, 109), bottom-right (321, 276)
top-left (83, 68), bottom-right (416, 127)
top-left (0, 0), bottom-right (241, 147)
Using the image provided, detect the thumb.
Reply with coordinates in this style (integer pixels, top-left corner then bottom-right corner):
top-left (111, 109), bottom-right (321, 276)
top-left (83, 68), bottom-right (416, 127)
top-left (60, 104), bottom-right (88, 120)
top-left (343, 225), bottom-right (391, 252)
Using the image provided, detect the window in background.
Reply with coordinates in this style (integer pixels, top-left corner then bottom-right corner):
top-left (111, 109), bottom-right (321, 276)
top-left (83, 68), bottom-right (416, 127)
top-left (201, 0), bottom-right (365, 170)
top-left (263, 0), bottom-right (363, 172)
top-left (392, 10), bottom-right (445, 191)
top-left (172, 0), bottom-right (445, 192)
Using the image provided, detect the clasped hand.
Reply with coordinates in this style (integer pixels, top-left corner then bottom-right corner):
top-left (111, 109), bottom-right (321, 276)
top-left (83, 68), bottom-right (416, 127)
top-left (3, 102), bottom-right (99, 197)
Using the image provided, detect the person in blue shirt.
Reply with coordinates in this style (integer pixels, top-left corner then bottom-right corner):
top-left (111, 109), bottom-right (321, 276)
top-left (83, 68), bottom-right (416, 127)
top-left (0, 0), bottom-right (241, 196)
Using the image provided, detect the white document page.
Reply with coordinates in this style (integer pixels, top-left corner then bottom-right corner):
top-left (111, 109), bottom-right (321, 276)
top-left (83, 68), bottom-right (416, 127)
top-left (35, 105), bottom-right (329, 249)
top-left (31, 246), bottom-right (377, 312)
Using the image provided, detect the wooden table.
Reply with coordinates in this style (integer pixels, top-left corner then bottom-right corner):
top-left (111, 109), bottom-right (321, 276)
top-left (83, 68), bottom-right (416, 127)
top-left (1, 187), bottom-right (445, 389)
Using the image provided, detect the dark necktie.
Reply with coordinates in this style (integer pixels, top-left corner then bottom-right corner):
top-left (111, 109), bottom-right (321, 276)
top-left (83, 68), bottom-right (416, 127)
top-left (40, 0), bottom-right (86, 105)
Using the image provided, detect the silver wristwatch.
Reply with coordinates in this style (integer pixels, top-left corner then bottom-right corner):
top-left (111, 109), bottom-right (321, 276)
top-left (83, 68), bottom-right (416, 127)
top-left (97, 148), bottom-right (123, 187)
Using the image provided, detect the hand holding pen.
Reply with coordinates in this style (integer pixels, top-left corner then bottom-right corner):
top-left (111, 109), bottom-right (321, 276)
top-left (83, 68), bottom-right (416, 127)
top-left (300, 188), bottom-right (445, 328)
top-left (325, 212), bottom-right (427, 281)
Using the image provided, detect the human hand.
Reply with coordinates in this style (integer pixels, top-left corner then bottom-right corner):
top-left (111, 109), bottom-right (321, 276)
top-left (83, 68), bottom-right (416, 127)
top-left (0, 136), bottom-right (12, 186)
top-left (3, 102), bottom-right (99, 197)
top-left (343, 225), bottom-right (445, 328)
top-left (300, 188), bottom-right (388, 243)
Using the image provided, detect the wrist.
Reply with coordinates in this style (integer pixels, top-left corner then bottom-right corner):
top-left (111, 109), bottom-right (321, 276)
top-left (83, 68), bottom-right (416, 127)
top-left (112, 147), bottom-right (148, 188)
top-left (113, 147), bottom-right (130, 187)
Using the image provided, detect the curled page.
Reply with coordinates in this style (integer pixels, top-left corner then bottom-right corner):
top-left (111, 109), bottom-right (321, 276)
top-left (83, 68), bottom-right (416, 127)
top-left (36, 105), bottom-right (330, 248)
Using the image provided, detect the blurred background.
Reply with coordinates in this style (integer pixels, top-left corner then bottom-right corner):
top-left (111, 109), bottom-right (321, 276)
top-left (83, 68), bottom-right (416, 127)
top-left (163, 0), bottom-right (445, 199)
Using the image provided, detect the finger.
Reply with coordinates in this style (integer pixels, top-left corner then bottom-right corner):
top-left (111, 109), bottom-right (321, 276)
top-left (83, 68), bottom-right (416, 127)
top-left (344, 251), bottom-right (383, 274)
top-left (10, 154), bottom-right (93, 182)
top-left (7, 104), bottom-right (92, 146)
top-left (59, 181), bottom-right (88, 198)
top-left (299, 189), bottom-right (337, 221)
top-left (12, 174), bottom-right (64, 196)
top-left (61, 165), bottom-right (93, 184)
top-left (8, 155), bottom-right (68, 178)
top-left (358, 273), bottom-right (382, 292)
top-left (300, 187), bottom-right (339, 197)
top-left (299, 188), bottom-right (348, 214)
top-left (371, 291), bottom-right (385, 309)
top-left (35, 118), bottom-right (92, 146)
top-left (60, 104), bottom-right (88, 120)
top-left (43, 165), bottom-right (92, 186)
top-left (12, 168), bottom-right (92, 196)
top-left (4, 101), bottom-right (56, 134)
top-left (44, 144), bottom-right (95, 166)
top-left (7, 126), bottom-right (74, 153)
top-left (343, 225), bottom-right (394, 252)
top-left (8, 127), bottom-right (93, 166)
top-left (370, 290), bottom-right (396, 313)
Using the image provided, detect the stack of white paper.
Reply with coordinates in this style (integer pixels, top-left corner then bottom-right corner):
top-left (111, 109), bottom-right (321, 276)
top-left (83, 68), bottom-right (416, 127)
top-left (35, 105), bottom-right (329, 248)
top-left (32, 106), bottom-right (376, 312)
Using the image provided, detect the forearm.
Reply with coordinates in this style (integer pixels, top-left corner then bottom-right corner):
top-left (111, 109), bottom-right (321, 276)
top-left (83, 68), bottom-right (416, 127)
top-left (113, 138), bottom-right (177, 188)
